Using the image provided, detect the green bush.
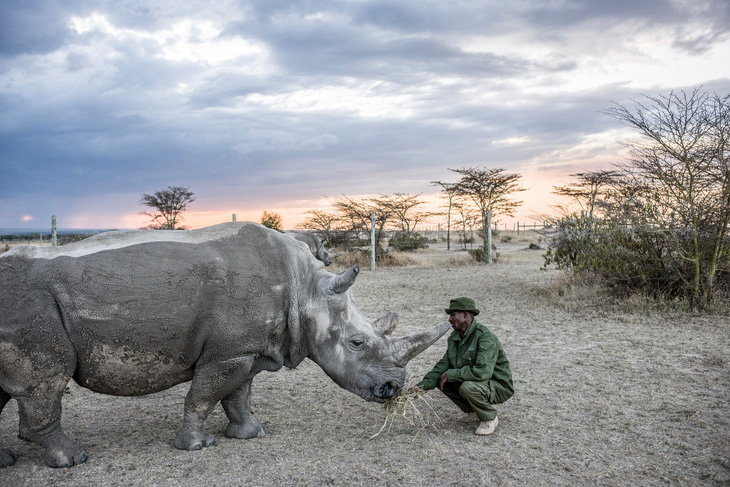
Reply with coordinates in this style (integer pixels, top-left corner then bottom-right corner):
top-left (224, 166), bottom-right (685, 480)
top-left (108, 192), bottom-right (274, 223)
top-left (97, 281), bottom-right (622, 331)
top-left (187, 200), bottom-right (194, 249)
top-left (468, 245), bottom-right (498, 263)
top-left (326, 230), bottom-right (366, 250)
top-left (388, 232), bottom-right (429, 252)
top-left (543, 214), bottom-right (730, 307)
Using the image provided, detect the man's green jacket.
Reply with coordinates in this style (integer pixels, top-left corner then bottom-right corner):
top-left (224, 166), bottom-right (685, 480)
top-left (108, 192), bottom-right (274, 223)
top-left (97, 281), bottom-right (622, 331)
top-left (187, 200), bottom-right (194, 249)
top-left (418, 320), bottom-right (514, 403)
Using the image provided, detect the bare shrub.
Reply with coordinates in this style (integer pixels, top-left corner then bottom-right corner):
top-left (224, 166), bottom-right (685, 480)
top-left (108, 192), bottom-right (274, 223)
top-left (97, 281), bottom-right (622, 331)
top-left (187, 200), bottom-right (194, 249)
top-left (544, 89), bottom-right (730, 312)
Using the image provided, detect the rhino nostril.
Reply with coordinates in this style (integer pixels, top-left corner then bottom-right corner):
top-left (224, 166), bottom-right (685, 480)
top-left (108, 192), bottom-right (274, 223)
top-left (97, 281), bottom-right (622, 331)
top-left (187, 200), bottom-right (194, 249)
top-left (382, 381), bottom-right (398, 398)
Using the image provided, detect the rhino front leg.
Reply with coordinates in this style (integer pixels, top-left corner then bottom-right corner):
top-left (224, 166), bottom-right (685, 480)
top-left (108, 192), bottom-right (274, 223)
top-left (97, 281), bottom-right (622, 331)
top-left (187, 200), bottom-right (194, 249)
top-left (174, 356), bottom-right (255, 451)
top-left (174, 401), bottom-right (217, 451)
top-left (221, 379), bottom-right (265, 439)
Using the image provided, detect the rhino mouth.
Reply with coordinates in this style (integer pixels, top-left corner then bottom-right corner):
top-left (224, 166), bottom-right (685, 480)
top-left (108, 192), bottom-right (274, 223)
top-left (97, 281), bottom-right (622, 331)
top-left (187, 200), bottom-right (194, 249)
top-left (371, 381), bottom-right (400, 403)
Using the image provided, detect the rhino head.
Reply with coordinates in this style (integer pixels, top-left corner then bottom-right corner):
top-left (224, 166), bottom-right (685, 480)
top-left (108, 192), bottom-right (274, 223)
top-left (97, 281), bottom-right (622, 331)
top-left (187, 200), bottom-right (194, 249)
top-left (314, 242), bottom-right (335, 266)
top-left (306, 261), bottom-right (450, 402)
top-left (314, 236), bottom-right (344, 266)
top-left (290, 232), bottom-right (340, 266)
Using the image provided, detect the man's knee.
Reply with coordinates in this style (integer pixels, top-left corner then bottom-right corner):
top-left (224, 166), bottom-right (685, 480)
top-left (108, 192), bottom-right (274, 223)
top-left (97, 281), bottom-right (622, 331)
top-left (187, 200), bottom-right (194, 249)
top-left (458, 381), bottom-right (483, 399)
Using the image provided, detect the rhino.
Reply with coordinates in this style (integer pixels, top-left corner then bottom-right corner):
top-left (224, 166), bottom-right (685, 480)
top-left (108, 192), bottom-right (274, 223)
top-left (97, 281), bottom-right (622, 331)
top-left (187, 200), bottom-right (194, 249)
top-left (0, 222), bottom-right (448, 468)
top-left (288, 231), bottom-right (339, 266)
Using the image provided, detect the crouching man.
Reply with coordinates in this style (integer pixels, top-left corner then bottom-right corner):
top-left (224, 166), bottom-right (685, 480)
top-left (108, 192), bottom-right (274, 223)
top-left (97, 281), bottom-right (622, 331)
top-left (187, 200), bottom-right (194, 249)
top-left (414, 297), bottom-right (514, 435)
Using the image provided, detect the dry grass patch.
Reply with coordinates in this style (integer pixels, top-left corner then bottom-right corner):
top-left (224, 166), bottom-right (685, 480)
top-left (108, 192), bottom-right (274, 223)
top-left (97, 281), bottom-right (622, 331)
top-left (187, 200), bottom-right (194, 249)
top-left (331, 248), bottom-right (475, 270)
top-left (533, 272), bottom-right (614, 314)
top-left (534, 270), bottom-right (725, 315)
top-left (369, 387), bottom-right (444, 440)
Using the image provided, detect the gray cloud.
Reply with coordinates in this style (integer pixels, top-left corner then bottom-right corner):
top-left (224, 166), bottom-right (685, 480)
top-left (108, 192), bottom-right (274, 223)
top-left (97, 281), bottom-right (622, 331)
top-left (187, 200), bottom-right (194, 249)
top-left (0, 1), bottom-right (76, 55)
top-left (1, 0), bottom-right (729, 228)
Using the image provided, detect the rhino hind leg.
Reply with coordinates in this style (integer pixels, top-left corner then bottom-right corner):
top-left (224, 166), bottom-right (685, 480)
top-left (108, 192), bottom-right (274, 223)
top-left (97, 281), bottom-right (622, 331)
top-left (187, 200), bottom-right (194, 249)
top-left (0, 389), bottom-right (17, 468)
top-left (0, 326), bottom-right (85, 468)
top-left (0, 448), bottom-right (16, 468)
top-left (221, 380), bottom-right (265, 439)
top-left (15, 381), bottom-right (87, 468)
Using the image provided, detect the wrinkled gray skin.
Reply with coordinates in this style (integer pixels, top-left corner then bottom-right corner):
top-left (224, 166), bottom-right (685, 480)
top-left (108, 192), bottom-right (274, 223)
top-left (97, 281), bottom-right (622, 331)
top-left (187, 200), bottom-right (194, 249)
top-left (288, 232), bottom-right (339, 266)
top-left (0, 222), bottom-right (449, 468)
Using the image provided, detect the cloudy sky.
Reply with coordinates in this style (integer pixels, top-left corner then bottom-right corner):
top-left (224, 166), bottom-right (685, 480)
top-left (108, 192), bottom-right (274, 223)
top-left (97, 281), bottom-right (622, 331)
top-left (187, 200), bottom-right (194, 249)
top-left (1, 0), bottom-right (729, 230)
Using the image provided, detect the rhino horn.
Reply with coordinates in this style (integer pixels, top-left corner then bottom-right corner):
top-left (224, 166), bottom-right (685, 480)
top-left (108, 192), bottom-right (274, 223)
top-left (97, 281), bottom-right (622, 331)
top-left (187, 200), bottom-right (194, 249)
top-left (391, 321), bottom-right (451, 366)
top-left (373, 312), bottom-right (399, 335)
top-left (328, 260), bottom-right (360, 293)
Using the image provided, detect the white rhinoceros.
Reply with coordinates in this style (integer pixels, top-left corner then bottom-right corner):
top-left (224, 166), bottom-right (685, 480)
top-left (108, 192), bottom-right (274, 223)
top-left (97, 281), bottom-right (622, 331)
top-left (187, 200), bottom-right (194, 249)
top-left (288, 231), bottom-right (339, 266)
top-left (0, 222), bottom-right (448, 468)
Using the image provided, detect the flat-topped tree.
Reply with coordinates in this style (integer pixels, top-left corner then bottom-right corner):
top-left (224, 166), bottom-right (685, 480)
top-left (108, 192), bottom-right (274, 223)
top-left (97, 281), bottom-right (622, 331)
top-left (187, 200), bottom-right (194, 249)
top-left (450, 167), bottom-right (527, 257)
top-left (140, 186), bottom-right (195, 230)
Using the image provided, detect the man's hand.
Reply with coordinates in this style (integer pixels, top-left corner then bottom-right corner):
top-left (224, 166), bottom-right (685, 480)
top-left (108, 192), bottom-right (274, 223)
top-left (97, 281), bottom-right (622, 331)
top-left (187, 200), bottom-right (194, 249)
top-left (438, 372), bottom-right (448, 390)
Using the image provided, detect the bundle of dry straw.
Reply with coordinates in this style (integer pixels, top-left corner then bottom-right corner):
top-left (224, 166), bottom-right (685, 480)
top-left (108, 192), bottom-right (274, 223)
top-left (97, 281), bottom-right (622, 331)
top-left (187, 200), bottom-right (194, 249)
top-left (369, 387), bottom-right (444, 439)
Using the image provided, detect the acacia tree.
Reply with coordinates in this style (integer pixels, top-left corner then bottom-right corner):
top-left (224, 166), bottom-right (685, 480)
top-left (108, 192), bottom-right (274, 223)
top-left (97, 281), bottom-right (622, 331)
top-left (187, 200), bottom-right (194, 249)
top-left (450, 167), bottom-right (526, 255)
top-left (140, 186), bottom-right (195, 230)
top-left (552, 170), bottom-right (621, 219)
top-left (432, 180), bottom-right (460, 250)
top-left (331, 196), bottom-right (380, 233)
top-left (603, 88), bottom-right (730, 308)
top-left (377, 193), bottom-right (436, 235)
top-left (452, 200), bottom-right (480, 250)
top-left (330, 195), bottom-right (393, 254)
top-left (297, 209), bottom-right (340, 242)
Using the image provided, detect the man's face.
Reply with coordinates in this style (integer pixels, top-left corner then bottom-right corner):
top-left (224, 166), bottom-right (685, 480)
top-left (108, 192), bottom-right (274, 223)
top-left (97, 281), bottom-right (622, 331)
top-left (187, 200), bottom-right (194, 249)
top-left (448, 311), bottom-right (471, 334)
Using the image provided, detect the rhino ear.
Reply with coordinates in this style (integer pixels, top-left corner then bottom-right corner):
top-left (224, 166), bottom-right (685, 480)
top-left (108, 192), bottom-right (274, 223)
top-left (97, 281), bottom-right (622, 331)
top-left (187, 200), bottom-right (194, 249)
top-left (373, 312), bottom-right (399, 335)
top-left (328, 260), bottom-right (360, 293)
top-left (391, 321), bottom-right (450, 366)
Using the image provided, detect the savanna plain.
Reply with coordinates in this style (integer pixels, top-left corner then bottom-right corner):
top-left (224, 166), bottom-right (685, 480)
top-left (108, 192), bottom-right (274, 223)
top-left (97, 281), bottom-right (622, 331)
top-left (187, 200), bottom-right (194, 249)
top-left (1, 237), bottom-right (728, 486)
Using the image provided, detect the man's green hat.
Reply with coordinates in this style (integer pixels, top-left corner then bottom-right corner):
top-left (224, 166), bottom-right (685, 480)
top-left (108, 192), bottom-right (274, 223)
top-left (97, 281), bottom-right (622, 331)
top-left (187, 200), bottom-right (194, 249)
top-left (445, 297), bottom-right (480, 316)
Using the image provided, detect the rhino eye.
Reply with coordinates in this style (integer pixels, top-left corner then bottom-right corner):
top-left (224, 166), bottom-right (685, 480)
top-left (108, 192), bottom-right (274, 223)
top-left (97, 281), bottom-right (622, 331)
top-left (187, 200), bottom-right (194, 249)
top-left (349, 337), bottom-right (366, 349)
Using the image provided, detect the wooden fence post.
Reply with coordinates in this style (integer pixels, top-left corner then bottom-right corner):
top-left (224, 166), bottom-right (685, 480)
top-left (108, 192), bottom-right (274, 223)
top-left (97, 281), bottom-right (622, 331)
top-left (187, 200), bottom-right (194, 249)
top-left (370, 212), bottom-right (376, 271)
top-left (487, 211), bottom-right (493, 264)
top-left (52, 215), bottom-right (58, 247)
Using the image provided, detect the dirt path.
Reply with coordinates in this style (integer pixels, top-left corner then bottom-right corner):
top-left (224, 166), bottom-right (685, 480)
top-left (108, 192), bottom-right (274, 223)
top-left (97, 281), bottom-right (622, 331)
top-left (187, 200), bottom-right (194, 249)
top-left (1, 247), bottom-right (728, 486)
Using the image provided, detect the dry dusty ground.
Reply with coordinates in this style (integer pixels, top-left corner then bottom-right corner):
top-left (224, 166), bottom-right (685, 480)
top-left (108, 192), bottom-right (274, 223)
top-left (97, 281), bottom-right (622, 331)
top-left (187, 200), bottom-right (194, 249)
top-left (1, 244), bottom-right (729, 486)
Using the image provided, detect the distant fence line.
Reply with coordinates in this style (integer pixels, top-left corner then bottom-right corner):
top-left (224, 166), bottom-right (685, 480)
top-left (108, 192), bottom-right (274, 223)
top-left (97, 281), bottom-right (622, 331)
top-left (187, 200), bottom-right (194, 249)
top-left (299, 223), bottom-right (550, 236)
top-left (412, 222), bottom-right (548, 234)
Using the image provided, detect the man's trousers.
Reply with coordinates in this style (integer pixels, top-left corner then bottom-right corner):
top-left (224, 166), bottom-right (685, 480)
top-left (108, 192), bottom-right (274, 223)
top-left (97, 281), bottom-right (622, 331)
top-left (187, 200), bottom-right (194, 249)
top-left (440, 380), bottom-right (501, 421)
